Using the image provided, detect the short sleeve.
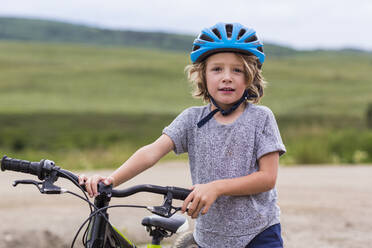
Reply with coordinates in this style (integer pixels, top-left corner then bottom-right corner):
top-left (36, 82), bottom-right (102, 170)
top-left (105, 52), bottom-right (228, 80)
top-left (255, 109), bottom-right (286, 160)
top-left (162, 108), bottom-right (191, 154)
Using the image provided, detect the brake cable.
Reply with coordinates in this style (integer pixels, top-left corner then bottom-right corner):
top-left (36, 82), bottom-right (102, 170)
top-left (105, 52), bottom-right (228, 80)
top-left (57, 169), bottom-right (95, 213)
top-left (71, 204), bottom-right (148, 248)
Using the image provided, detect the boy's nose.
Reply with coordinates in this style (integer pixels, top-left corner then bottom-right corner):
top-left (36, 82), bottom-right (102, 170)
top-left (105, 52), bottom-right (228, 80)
top-left (222, 71), bottom-right (232, 82)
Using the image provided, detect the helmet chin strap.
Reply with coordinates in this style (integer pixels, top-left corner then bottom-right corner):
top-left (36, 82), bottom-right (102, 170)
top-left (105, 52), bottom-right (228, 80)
top-left (197, 90), bottom-right (250, 128)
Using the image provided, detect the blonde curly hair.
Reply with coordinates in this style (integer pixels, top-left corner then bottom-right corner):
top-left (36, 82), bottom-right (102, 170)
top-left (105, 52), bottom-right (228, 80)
top-left (185, 53), bottom-right (266, 104)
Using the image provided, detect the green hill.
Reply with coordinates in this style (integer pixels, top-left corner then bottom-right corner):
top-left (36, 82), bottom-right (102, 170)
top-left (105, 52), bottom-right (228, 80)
top-left (0, 16), bottom-right (298, 57)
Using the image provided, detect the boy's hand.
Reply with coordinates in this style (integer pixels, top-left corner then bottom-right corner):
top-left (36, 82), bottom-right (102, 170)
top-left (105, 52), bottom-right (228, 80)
top-left (78, 174), bottom-right (114, 198)
top-left (181, 182), bottom-right (220, 219)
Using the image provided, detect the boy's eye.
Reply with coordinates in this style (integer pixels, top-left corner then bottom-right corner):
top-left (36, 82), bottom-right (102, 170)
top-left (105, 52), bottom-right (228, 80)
top-left (212, 67), bottom-right (222, 71)
top-left (233, 68), bottom-right (244, 73)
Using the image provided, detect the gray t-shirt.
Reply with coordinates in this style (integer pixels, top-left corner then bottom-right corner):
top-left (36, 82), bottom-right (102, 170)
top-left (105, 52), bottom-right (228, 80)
top-left (163, 103), bottom-right (286, 248)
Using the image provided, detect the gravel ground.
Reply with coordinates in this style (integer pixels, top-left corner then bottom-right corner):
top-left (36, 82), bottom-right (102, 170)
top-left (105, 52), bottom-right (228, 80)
top-left (1, 162), bottom-right (371, 248)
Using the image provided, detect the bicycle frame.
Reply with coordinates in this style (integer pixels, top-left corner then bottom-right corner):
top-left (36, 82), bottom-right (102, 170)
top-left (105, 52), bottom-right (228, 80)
top-left (86, 190), bottom-right (173, 248)
top-left (86, 192), bottom-right (135, 248)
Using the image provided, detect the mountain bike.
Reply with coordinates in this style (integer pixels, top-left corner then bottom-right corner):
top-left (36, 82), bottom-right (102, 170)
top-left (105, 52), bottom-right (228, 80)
top-left (1, 155), bottom-right (198, 248)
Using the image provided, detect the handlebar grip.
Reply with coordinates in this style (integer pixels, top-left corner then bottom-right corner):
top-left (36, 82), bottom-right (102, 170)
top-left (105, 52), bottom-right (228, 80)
top-left (1, 156), bottom-right (44, 180)
top-left (169, 186), bottom-right (192, 200)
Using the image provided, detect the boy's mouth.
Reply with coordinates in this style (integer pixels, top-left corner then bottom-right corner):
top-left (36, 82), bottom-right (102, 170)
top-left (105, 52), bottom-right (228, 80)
top-left (219, 87), bottom-right (235, 92)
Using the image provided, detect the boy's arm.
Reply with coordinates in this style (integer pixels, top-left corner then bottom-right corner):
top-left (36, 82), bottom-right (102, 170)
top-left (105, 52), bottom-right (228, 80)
top-left (81, 134), bottom-right (174, 197)
top-left (182, 151), bottom-right (279, 218)
top-left (110, 134), bottom-right (175, 187)
top-left (213, 151), bottom-right (279, 196)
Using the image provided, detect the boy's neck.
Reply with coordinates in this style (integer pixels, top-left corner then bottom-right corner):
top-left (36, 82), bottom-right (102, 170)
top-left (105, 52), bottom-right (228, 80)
top-left (211, 102), bottom-right (247, 125)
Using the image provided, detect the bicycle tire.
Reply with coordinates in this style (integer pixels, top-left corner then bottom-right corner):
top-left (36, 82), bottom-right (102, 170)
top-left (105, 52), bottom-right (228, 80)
top-left (172, 231), bottom-right (198, 248)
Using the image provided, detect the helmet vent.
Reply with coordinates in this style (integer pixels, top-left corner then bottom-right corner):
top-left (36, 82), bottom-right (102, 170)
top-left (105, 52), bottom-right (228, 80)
top-left (225, 24), bottom-right (233, 38)
top-left (258, 46), bottom-right (264, 53)
top-left (200, 34), bottom-right (214, 42)
top-left (244, 35), bottom-right (258, 43)
top-left (212, 28), bottom-right (222, 39)
top-left (192, 45), bottom-right (200, 51)
top-left (237, 29), bottom-right (246, 40)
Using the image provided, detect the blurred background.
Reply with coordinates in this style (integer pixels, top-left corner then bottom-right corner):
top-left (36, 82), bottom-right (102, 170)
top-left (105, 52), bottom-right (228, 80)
top-left (1, 1), bottom-right (372, 248)
top-left (0, 0), bottom-right (371, 168)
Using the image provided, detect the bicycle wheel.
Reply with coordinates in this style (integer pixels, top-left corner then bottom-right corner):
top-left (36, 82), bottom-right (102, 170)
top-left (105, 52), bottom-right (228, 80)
top-left (172, 231), bottom-right (198, 248)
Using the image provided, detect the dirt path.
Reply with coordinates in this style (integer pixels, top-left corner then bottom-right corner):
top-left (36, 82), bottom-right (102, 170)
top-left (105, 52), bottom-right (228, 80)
top-left (1, 162), bottom-right (371, 248)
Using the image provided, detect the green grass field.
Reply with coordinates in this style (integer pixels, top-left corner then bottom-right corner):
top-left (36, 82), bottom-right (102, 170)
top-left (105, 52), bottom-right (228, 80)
top-left (1, 41), bottom-right (371, 167)
top-left (1, 41), bottom-right (371, 116)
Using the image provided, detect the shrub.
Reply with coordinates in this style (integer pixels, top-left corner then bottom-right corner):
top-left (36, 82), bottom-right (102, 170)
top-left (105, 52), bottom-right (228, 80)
top-left (367, 102), bottom-right (372, 129)
top-left (285, 136), bottom-right (331, 165)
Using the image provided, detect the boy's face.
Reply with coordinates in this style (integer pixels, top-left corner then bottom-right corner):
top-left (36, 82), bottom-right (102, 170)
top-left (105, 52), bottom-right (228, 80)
top-left (205, 52), bottom-right (247, 110)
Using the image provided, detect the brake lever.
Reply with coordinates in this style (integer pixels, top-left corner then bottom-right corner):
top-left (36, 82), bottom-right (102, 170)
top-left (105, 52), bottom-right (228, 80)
top-left (147, 191), bottom-right (186, 218)
top-left (13, 179), bottom-right (43, 192)
top-left (12, 169), bottom-right (63, 194)
top-left (41, 169), bottom-right (63, 194)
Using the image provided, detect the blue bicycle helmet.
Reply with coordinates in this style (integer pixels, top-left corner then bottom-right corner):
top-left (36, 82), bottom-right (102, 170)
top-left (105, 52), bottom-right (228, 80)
top-left (190, 22), bottom-right (265, 68)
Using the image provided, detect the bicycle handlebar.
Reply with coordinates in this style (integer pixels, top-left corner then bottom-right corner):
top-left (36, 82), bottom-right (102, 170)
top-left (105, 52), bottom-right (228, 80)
top-left (1, 155), bottom-right (191, 200)
top-left (1, 156), bottom-right (47, 180)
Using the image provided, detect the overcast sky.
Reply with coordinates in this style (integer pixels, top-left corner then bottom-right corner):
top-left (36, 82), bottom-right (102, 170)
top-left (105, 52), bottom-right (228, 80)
top-left (1, 0), bottom-right (372, 51)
